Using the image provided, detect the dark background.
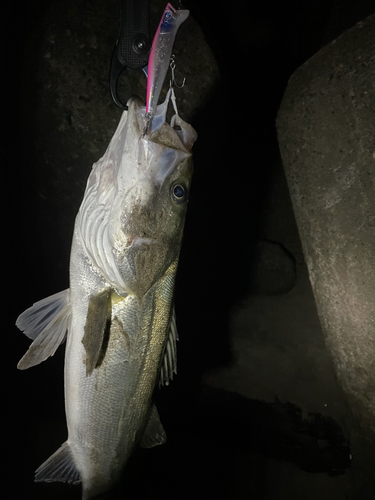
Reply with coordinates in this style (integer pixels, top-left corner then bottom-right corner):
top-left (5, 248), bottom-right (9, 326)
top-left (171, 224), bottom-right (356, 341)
top-left (3, 0), bottom-right (375, 498)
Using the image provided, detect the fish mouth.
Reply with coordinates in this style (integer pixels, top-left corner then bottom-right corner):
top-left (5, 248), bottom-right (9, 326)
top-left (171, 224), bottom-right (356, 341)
top-left (126, 88), bottom-right (197, 154)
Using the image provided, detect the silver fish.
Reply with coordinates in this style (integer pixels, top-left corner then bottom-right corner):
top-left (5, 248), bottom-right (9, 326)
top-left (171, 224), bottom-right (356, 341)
top-left (16, 88), bottom-right (197, 499)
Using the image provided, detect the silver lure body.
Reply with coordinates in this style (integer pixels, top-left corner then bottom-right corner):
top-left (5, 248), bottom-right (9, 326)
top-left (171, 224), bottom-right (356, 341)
top-left (16, 89), bottom-right (197, 498)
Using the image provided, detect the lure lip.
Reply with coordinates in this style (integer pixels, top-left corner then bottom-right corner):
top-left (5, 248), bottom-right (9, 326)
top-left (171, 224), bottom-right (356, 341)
top-left (145, 3), bottom-right (189, 119)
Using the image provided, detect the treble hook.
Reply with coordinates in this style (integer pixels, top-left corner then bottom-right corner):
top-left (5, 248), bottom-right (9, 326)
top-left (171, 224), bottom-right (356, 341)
top-left (169, 55), bottom-right (186, 89)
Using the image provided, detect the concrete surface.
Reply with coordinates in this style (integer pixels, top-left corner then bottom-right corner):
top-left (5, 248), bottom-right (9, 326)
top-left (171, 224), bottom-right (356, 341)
top-left (277, 13), bottom-right (375, 487)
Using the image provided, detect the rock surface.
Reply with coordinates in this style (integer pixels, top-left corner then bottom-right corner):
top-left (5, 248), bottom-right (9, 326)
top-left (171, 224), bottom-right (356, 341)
top-left (277, 12), bottom-right (375, 488)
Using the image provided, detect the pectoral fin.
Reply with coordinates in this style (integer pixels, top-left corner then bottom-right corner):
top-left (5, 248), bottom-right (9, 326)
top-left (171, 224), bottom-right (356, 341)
top-left (82, 289), bottom-right (111, 376)
top-left (17, 289), bottom-right (71, 370)
top-left (35, 441), bottom-right (80, 484)
top-left (159, 306), bottom-right (178, 386)
top-left (141, 405), bottom-right (167, 448)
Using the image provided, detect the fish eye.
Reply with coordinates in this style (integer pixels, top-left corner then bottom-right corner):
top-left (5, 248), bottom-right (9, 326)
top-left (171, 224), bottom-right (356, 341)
top-left (171, 184), bottom-right (187, 205)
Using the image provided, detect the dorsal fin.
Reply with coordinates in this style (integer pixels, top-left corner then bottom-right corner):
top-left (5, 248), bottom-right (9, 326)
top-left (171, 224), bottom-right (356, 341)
top-left (16, 289), bottom-right (71, 370)
top-left (16, 289), bottom-right (70, 340)
top-left (35, 441), bottom-right (80, 484)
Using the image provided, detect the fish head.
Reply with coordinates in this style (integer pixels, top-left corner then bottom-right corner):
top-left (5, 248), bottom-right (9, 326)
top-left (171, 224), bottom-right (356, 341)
top-left (107, 90), bottom-right (197, 297)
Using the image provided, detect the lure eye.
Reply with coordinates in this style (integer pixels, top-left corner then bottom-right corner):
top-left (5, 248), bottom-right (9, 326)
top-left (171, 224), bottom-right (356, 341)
top-left (171, 184), bottom-right (187, 205)
top-left (161, 10), bottom-right (173, 33)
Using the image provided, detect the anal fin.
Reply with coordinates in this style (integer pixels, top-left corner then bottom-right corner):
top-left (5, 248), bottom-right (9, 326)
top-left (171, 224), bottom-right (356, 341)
top-left (35, 441), bottom-right (80, 485)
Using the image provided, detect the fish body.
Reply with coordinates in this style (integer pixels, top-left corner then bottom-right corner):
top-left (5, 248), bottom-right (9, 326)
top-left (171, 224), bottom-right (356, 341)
top-left (146, 3), bottom-right (189, 119)
top-left (16, 89), bottom-right (197, 499)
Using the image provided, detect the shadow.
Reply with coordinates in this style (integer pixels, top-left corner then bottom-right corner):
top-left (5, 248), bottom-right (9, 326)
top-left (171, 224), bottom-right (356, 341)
top-left (30, 385), bottom-right (351, 499)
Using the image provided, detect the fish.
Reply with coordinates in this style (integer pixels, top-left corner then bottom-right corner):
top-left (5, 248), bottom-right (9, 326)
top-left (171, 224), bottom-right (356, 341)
top-left (146, 3), bottom-right (189, 121)
top-left (16, 87), bottom-right (197, 499)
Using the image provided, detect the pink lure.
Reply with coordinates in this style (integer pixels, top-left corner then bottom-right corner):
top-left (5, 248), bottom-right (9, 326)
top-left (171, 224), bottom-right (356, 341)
top-left (146, 3), bottom-right (189, 119)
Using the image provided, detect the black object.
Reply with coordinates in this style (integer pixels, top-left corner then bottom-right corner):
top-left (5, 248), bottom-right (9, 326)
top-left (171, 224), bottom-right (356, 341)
top-left (110, 0), bottom-right (150, 109)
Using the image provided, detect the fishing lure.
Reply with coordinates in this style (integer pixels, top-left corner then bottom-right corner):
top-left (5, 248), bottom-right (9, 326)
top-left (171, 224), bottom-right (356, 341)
top-left (146, 3), bottom-right (189, 124)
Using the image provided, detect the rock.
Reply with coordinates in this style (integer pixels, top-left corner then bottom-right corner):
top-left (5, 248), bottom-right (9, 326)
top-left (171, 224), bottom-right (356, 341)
top-left (277, 13), bottom-right (375, 486)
